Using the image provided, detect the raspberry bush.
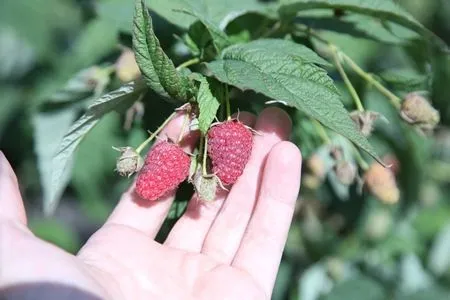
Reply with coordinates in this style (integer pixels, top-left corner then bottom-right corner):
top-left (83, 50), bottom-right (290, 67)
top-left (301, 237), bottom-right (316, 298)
top-left (2, 0), bottom-right (450, 299)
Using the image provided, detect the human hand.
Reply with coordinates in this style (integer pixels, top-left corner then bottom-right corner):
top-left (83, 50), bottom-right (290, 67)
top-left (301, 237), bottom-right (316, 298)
top-left (0, 107), bottom-right (302, 300)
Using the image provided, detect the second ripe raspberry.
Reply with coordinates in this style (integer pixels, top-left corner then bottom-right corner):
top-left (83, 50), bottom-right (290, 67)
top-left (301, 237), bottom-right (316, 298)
top-left (207, 119), bottom-right (253, 185)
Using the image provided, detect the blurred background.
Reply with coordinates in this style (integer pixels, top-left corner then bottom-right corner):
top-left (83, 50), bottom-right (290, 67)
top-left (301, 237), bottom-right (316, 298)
top-left (1, 0), bottom-right (450, 299)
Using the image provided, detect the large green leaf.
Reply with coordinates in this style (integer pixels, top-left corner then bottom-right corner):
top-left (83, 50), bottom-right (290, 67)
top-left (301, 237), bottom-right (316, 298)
top-left (58, 19), bottom-right (118, 74)
top-left (279, 0), bottom-right (448, 52)
top-left (33, 108), bottom-right (78, 216)
top-left (206, 39), bottom-right (380, 161)
top-left (379, 68), bottom-right (428, 92)
top-left (396, 286), bottom-right (450, 300)
top-left (428, 222), bottom-right (450, 276)
top-left (29, 219), bottom-right (81, 254)
top-left (0, 86), bottom-right (22, 138)
top-left (96, 0), bottom-right (135, 32)
top-left (47, 80), bottom-right (146, 215)
top-left (133, 0), bottom-right (194, 101)
top-left (0, 28), bottom-right (36, 80)
top-left (181, 10), bottom-right (231, 56)
top-left (0, 0), bottom-right (81, 60)
top-left (197, 77), bottom-right (220, 134)
top-left (145, 0), bottom-right (276, 29)
top-left (296, 13), bottom-right (419, 45)
top-left (322, 276), bottom-right (386, 300)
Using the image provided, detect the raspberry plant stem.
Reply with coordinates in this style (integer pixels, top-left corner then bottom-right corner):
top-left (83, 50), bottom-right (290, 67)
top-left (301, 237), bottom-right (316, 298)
top-left (225, 85), bottom-right (231, 120)
top-left (202, 136), bottom-right (208, 176)
top-left (330, 45), bottom-right (365, 112)
top-left (176, 58), bottom-right (200, 71)
top-left (351, 144), bottom-right (369, 171)
top-left (340, 53), bottom-right (402, 109)
top-left (314, 118), bottom-right (369, 170)
top-left (312, 119), bottom-right (331, 144)
top-left (136, 112), bottom-right (177, 154)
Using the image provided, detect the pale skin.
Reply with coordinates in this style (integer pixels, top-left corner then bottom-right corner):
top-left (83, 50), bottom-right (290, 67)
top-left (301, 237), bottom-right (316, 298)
top-left (0, 107), bottom-right (302, 300)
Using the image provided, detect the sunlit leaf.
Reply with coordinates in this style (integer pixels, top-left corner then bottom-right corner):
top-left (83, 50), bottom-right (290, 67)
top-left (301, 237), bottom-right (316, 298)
top-left (47, 80), bottom-right (146, 215)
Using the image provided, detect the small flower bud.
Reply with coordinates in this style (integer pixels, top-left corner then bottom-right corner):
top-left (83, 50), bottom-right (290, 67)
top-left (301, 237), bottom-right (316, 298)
top-left (350, 111), bottom-right (381, 137)
top-left (400, 93), bottom-right (440, 130)
top-left (113, 146), bottom-right (144, 177)
top-left (364, 163), bottom-right (400, 204)
top-left (115, 48), bottom-right (141, 83)
top-left (303, 174), bottom-right (322, 190)
top-left (365, 210), bottom-right (392, 241)
top-left (326, 257), bottom-right (345, 281)
top-left (307, 153), bottom-right (326, 180)
top-left (334, 161), bottom-right (357, 185)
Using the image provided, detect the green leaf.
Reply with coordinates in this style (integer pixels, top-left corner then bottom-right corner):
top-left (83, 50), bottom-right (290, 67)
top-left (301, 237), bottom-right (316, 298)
top-left (206, 39), bottom-right (380, 161)
top-left (33, 108), bottom-right (78, 215)
top-left (0, 28), bottom-right (36, 80)
top-left (133, 0), bottom-right (194, 101)
top-left (73, 113), bottom-right (124, 222)
top-left (47, 80), bottom-right (146, 215)
top-left (279, 0), bottom-right (449, 52)
top-left (379, 68), bottom-right (428, 92)
top-left (97, 0), bottom-right (135, 32)
top-left (398, 254), bottom-right (433, 295)
top-left (396, 286), bottom-right (450, 300)
top-left (0, 86), bottom-right (22, 138)
top-left (182, 10), bottom-right (231, 58)
top-left (232, 38), bottom-right (331, 66)
top-left (58, 19), bottom-right (118, 74)
top-left (296, 13), bottom-right (419, 45)
top-left (0, 0), bottom-right (81, 60)
top-left (47, 67), bottom-right (106, 104)
top-left (29, 219), bottom-right (81, 254)
top-left (197, 77), bottom-right (221, 134)
top-left (298, 263), bottom-right (332, 300)
top-left (145, 0), bottom-right (276, 29)
top-left (428, 222), bottom-right (450, 277)
top-left (133, 1), bottom-right (194, 101)
top-left (322, 276), bottom-right (386, 300)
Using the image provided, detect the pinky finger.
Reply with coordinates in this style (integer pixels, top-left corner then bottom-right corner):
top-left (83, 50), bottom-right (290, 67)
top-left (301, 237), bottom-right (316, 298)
top-left (0, 151), bottom-right (27, 225)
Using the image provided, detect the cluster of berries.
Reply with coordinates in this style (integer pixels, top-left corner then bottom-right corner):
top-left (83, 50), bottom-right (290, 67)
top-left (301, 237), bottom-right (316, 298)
top-left (116, 119), bottom-right (253, 201)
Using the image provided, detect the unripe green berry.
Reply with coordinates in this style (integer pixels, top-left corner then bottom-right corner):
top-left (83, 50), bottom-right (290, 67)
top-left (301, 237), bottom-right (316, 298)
top-left (114, 147), bottom-right (143, 177)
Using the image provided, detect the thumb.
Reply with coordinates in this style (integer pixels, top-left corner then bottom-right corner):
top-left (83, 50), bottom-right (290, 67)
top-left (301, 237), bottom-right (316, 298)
top-left (0, 151), bottom-right (27, 225)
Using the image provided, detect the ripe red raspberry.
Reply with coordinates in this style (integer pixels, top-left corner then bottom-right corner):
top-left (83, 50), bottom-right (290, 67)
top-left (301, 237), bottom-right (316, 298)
top-left (207, 119), bottom-right (253, 185)
top-left (135, 141), bottom-right (190, 201)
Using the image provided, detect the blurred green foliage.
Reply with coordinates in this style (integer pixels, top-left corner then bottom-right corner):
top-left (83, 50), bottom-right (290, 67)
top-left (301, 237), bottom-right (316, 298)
top-left (1, 0), bottom-right (450, 299)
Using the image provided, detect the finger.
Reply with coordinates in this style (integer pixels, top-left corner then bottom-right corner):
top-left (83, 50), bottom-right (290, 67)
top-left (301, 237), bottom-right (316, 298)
top-left (232, 142), bottom-right (301, 296)
top-left (164, 112), bottom-right (257, 252)
top-left (201, 107), bottom-right (292, 264)
top-left (104, 112), bottom-right (198, 238)
top-left (0, 151), bottom-right (27, 225)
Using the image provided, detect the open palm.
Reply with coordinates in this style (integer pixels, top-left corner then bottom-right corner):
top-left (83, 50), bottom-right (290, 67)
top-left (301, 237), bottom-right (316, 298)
top-left (0, 107), bottom-right (302, 300)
